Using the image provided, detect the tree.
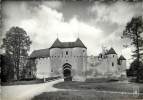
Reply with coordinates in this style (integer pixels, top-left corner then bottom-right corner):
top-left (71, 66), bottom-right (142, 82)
top-left (1, 54), bottom-right (14, 82)
top-left (1, 27), bottom-right (32, 80)
top-left (122, 16), bottom-right (143, 82)
top-left (127, 59), bottom-right (143, 77)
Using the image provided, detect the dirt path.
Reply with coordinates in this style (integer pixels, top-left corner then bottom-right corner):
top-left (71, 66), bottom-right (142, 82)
top-left (1, 79), bottom-right (64, 100)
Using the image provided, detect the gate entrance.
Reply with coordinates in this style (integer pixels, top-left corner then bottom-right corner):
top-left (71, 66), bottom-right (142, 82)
top-left (63, 63), bottom-right (72, 81)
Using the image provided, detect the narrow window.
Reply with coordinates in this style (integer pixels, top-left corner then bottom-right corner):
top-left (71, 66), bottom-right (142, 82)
top-left (101, 54), bottom-right (102, 58)
top-left (66, 51), bottom-right (68, 55)
top-left (113, 55), bottom-right (114, 58)
top-left (112, 62), bottom-right (114, 66)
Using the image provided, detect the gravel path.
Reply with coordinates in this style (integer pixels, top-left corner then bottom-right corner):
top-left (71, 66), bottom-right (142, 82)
top-left (1, 79), bottom-right (64, 100)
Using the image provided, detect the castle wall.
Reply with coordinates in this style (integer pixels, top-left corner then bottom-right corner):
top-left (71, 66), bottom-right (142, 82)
top-left (107, 54), bottom-right (118, 75)
top-left (95, 59), bottom-right (109, 76)
top-left (87, 53), bottom-right (127, 79)
top-left (36, 57), bottom-right (51, 78)
top-left (72, 48), bottom-right (87, 81)
top-left (33, 46), bottom-right (126, 81)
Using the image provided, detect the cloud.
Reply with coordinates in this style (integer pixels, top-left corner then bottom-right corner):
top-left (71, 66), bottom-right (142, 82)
top-left (41, 1), bottom-right (62, 9)
top-left (90, 1), bottom-right (143, 25)
top-left (2, 2), bottom-right (104, 56)
top-left (87, 1), bottom-right (143, 58)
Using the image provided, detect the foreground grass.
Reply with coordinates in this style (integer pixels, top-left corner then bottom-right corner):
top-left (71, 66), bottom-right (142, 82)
top-left (54, 81), bottom-right (143, 93)
top-left (32, 90), bottom-right (143, 100)
top-left (32, 78), bottom-right (143, 100)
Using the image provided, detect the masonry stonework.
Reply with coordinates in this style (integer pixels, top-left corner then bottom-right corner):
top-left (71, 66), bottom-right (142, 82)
top-left (30, 38), bottom-right (126, 81)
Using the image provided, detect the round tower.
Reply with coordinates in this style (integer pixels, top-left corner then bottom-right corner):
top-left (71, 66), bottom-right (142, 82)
top-left (119, 55), bottom-right (126, 77)
top-left (107, 47), bottom-right (118, 76)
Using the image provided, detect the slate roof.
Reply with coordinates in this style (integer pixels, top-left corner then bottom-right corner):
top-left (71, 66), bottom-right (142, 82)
top-left (107, 48), bottom-right (117, 55)
top-left (30, 38), bottom-right (86, 59)
top-left (50, 38), bottom-right (86, 49)
top-left (30, 48), bottom-right (50, 59)
top-left (119, 55), bottom-right (126, 60)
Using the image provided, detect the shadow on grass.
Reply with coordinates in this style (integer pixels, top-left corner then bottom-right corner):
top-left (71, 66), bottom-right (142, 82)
top-left (31, 90), bottom-right (142, 100)
top-left (53, 81), bottom-right (143, 93)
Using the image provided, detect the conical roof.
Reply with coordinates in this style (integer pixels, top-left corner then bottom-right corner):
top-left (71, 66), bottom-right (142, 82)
top-left (50, 38), bottom-right (86, 49)
top-left (107, 47), bottom-right (117, 55)
top-left (74, 38), bottom-right (86, 48)
top-left (50, 38), bottom-right (62, 48)
top-left (119, 55), bottom-right (126, 60)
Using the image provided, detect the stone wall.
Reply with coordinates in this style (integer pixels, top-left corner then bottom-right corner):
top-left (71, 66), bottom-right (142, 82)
top-left (36, 57), bottom-right (51, 78)
top-left (50, 47), bottom-right (87, 81)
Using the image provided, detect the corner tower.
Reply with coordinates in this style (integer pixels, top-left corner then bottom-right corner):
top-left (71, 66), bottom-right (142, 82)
top-left (118, 55), bottom-right (126, 77)
top-left (107, 48), bottom-right (118, 75)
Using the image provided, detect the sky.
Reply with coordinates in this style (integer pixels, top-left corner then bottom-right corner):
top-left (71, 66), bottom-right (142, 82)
top-left (1, 1), bottom-right (143, 68)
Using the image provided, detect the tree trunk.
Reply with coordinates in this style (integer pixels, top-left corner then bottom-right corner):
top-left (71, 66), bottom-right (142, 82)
top-left (136, 28), bottom-right (140, 82)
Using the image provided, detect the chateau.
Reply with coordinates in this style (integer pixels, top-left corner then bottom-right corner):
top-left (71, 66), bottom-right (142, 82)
top-left (30, 38), bottom-right (87, 81)
top-left (29, 38), bottom-right (127, 81)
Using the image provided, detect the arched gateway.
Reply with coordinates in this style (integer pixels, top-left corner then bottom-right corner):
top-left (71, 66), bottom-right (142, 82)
top-left (63, 63), bottom-right (72, 81)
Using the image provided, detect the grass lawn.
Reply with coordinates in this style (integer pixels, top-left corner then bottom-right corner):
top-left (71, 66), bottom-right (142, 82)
top-left (54, 81), bottom-right (143, 93)
top-left (32, 90), bottom-right (143, 100)
top-left (32, 79), bottom-right (143, 100)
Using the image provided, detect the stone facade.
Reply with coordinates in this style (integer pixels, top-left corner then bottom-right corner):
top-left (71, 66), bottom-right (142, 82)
top-left (30, 38), bottom-right (87, 81)
top-left (50, 47), bottom-right (87, 81)
top-left (30, 39), bottom-right (127, 81)
top-left (87, 48), bottom-right (126, 80)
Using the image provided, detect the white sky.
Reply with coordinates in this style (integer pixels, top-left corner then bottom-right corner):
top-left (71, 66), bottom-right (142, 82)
top-left (1, 1), bottom-right (143, 68)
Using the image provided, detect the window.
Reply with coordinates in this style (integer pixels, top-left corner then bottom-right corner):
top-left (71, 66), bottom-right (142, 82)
top-left (66, 51), bottom-right (68, 55)
top-left (113, 55), bottom-right (114, 58)
top-left (112, 62), bottom-right (114, 66)
top-left (29, 72), bottom-right (31, 75)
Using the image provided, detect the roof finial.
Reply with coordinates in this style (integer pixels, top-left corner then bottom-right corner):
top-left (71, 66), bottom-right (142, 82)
top-left (77, 32), bottom-right (79, 39)
top-left (57, 33), bottom-right (59, 39)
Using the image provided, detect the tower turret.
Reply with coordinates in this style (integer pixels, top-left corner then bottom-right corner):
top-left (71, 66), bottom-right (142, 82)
top-left (118, 55), bottom-right (127, 78)
top-left (119, 55), bottom-right (126, 70)
top-left (107, 47), bottom-right (118, 76)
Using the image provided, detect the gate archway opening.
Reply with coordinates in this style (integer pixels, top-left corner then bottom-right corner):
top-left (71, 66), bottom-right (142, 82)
top-left (63, 63), bottom-right (72, 81)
